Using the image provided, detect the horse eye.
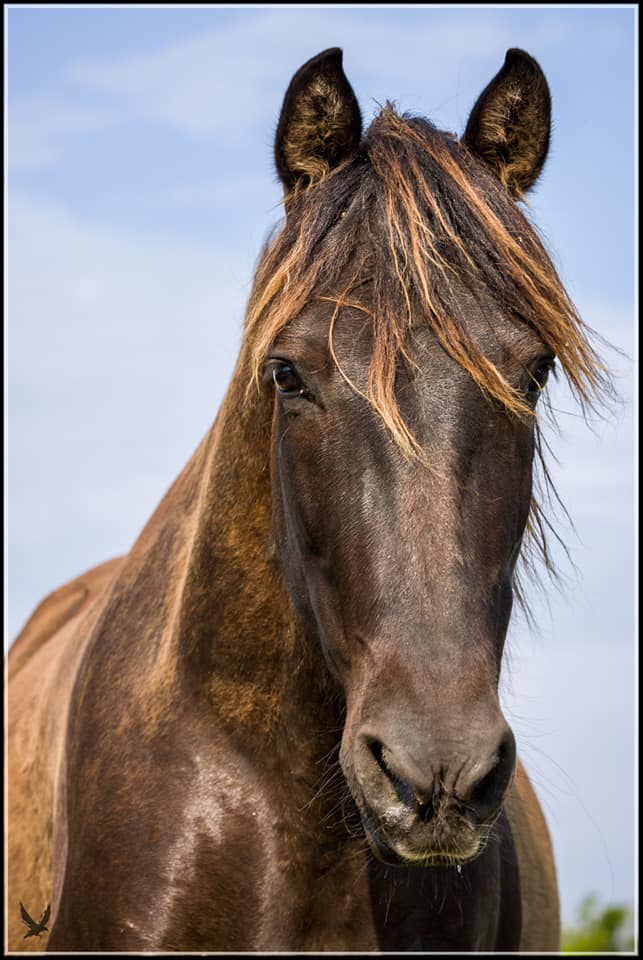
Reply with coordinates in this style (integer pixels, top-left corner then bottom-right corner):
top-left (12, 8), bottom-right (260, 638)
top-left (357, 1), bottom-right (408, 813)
top-left (273, 363), bottom-right (304, 396)
top-left (526, 358), bottom-right (555, 398)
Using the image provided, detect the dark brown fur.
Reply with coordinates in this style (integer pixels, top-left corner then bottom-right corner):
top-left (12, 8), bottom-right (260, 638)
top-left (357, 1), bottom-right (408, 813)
top-left (8, 47), bottom-right (608, 952)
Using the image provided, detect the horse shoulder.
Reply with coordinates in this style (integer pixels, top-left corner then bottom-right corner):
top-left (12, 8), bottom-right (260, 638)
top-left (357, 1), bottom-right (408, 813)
top-left (505, 758), bottom-right (560, 950)
top-left (7, 556), bottom-right (124, 952)
top-left (8, 557), bottom-right (124, 678)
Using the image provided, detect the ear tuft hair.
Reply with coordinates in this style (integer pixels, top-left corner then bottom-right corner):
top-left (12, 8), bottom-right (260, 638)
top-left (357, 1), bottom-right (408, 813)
top-left (463, 49), bottom-right (551, 198)
top-left (275, 48), bottom-right (362, 195)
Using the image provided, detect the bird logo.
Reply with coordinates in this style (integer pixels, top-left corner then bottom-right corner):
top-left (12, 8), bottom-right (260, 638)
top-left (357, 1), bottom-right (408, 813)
top-left (19, 902), bottom-right (51, 939)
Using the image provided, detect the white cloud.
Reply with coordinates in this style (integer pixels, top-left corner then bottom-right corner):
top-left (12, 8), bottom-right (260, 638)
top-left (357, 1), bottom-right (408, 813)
top-left (8, 94), bottom-right (120, 170)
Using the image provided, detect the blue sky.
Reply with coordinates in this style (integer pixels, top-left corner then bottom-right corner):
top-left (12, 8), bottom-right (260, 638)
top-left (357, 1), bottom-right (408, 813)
top-left (6, 4), bottom-right (637, 931)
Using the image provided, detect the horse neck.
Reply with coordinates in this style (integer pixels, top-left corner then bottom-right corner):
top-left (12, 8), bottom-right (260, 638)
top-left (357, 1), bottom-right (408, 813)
top-left (163, 347), bottom-right (340, 757)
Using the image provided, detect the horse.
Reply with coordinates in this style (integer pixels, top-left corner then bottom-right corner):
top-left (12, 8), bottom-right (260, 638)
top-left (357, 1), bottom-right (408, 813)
top-left (8, 47), bottom-right (611, 952)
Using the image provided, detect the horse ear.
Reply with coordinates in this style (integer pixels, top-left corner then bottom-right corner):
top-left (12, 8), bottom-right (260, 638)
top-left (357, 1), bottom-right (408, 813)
top-left (275, 48), bottom-right (362, 195)
top-left (462, 49), bottom-right (551, 198)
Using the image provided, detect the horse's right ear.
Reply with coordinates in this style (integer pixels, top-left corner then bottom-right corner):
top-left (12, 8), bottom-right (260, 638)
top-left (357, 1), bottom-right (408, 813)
top-left (275, 48), bottom-right (362, 196)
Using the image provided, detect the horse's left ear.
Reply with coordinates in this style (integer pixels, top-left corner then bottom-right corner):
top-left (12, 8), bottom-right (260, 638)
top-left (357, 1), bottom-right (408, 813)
top-left (275, 48), bottom-right (362, 196)
top-left (462, 49), bottom-right (551, 198)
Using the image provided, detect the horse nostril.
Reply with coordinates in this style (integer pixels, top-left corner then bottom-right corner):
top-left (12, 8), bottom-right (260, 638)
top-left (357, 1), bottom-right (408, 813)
top-left (466, 730), bottom-right (516, 824)
top-left (366, 737), bottom-right (435, 819)
top-left (367, 737), bottom-right (388, 776)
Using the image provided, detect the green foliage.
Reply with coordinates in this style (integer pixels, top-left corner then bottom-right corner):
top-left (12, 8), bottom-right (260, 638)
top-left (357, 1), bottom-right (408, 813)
top-left (562, 894), bottom-right (635, 953)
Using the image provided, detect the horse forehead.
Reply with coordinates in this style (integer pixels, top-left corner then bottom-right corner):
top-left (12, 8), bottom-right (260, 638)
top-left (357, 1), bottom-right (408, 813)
top-left (409, 313), bottom-right (533, 373)
top-left (300, 281), bottom-right (529, 352)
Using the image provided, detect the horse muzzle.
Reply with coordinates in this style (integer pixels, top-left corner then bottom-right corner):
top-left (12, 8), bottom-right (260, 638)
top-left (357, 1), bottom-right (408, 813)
top-left (346, 725), bottom-right (517, 866)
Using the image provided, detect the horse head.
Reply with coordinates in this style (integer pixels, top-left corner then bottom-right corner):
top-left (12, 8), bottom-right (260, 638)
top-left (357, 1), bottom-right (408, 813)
top-left (241, 48), bottom-right (605, 868)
